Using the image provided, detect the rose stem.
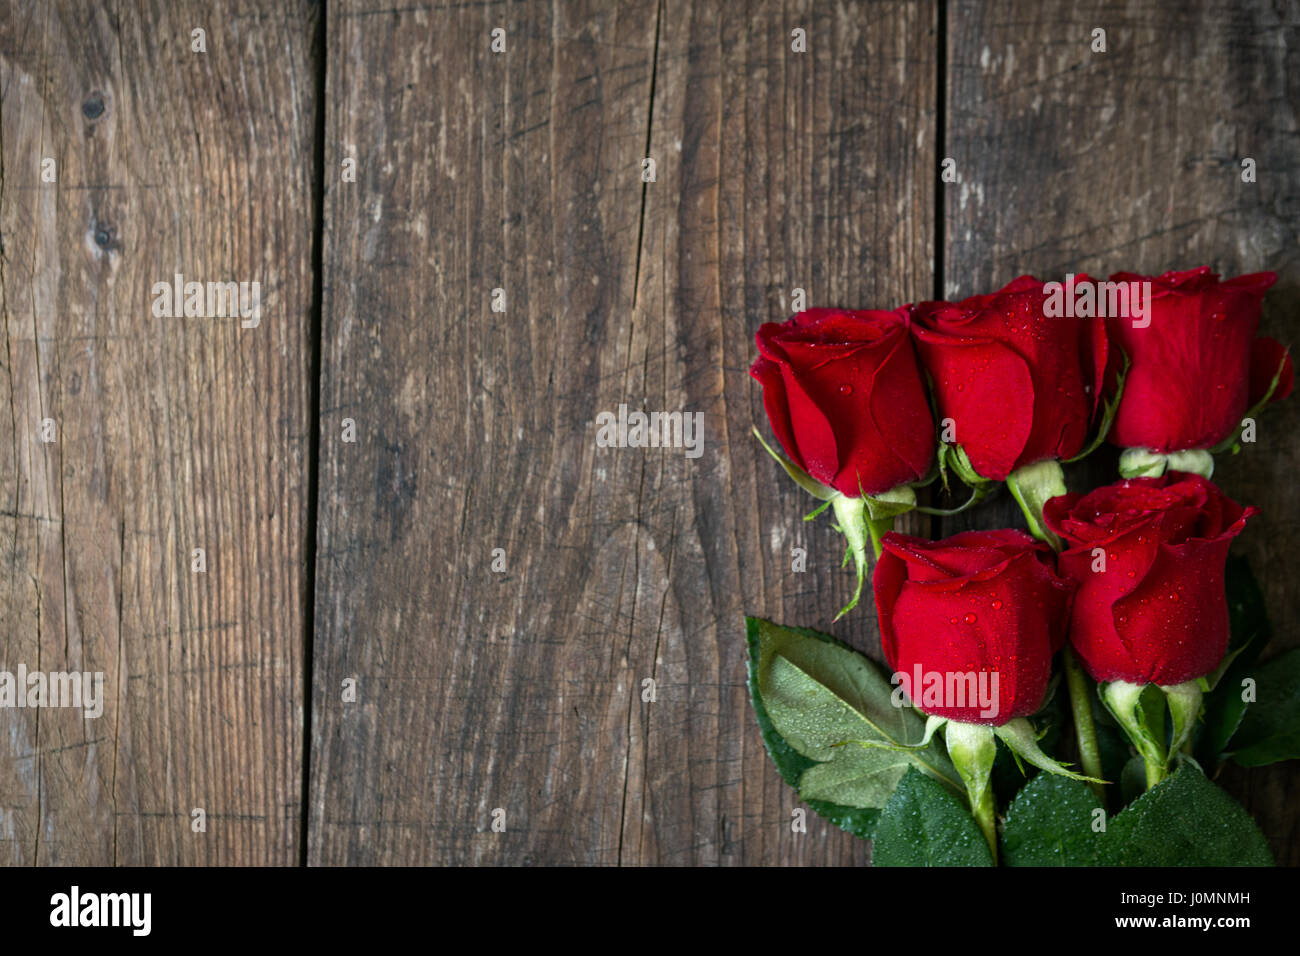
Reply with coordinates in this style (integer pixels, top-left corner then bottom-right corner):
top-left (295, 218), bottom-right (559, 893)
top-left (1007, 465), bottom-right (1107, 803)
top-left (1062, 647), bottom-right (1106, 802)
top-left (971, 784), bottom-right (998, 865)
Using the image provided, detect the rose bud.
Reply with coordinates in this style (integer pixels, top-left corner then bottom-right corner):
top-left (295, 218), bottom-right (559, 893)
top-left (1044, 473), bottom-right (1256, 687)
top-left (1105, 267), bottom-right (1292, 477)
top-left (750, 308), bottom-right (934, 499)
top-left (873, 529), bottom-right (1074, 726)
top-left (751, 308), bottom-right (937, 619)
top-left (874, 528), bottom-right (1088, 858)
top-left (909, 276), bottom-right (1110, 484)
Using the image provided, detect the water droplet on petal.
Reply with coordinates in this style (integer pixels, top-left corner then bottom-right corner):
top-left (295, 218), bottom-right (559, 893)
top-left (839, 383), bottom-right (852, 395)
top-left (991, 599), bottom-right (1003, 610)
top-left (964, 612), bottom-right (978, 624)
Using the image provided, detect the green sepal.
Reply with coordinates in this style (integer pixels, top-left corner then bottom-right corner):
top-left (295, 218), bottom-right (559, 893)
top-left (944, 722), bottom-right (996, 810)
top-left (751, 426), bottom-right (835, 500)
top-left (943, 720), bottom-right (999, 861)
top-left (1005, 458), bottom-right (1067, 550)
top-left (1210, 347), bottom-right (1291, 454)
top-left (940, 442), bottom-right (994, 492)
top-left (914, 481), bottom-right (992, 516)
top-left (1066, 346), bottom-right (1129, 462)
top-left (1101, 680), bottom-right (1168, 787)
top-left (1117, 447), bottom-right (1169, 479)
top-left (1167, 448), bottom-right (1214, 478)
top-left (1118, 446), bottom-right (1214, 480)
top-left (993, 717), bottom-right (1106, 783)
top-left (1204, 639), bottom-right (1252, 693)
top-left (830, 492), bottom-right (901, 621)
top-left (830, 494), bottom-right (870, 621)
top-left (1161, 680), bottom-right (1203, 757)
top-left (802, 498), bottom-right (833, 521)
top-left (863, 483), bottom-right (916, 521)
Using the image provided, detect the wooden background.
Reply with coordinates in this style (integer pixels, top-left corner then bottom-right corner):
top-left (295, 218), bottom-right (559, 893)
top-left (0, 0), bottom-right (1295, 866)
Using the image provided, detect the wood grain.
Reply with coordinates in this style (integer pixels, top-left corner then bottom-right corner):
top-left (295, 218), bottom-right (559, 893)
top-left (940, 0), bottom-right (1300, 863)
top-left (1, 0), bottom-right (1295, 868)
top-left (308, 0), bottom-right (934, 865)
top-left (0, 0), bottom-right (317, 864)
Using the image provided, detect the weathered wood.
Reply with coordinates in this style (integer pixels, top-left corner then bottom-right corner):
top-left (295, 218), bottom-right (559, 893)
top-left (0, 1), bottom-right (317, 864)
top-left (941, 0), bottom-right (1300, 862)
top-left (2, 0), bottom-right (1295, 869)
top-left (309, 0), bottom-right (934, 865)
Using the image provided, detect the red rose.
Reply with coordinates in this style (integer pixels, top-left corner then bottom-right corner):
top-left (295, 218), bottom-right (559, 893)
top-left (873, 529), bottom-right (1074, 725)
top-left (909, 276), bottom-right (1109, 481)
top-left (1044, 473), bottom-right (1256, 685)
top-left (750, 308), bottom-right (934, 497)
top-left (1106, 267), bottom-right (1293, 452)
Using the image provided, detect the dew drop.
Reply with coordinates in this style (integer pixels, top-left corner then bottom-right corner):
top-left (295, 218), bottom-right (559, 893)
top-left (963, 612), bottom-right (978, 624)
top-left (839, 383), bottom-right (852, 395)
top-left (991, 599), bottom-right (1003, 610)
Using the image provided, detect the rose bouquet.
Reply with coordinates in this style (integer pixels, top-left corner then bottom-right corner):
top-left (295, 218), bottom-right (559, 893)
top-left (746, 268), bottom-right (1297, 865)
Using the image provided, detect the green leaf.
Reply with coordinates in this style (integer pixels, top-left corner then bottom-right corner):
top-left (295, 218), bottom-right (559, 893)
top-left (1094, 767), bottom-right (1273, 866)
top-left (872, 768), bottom-right (995, 867)
top-left (1225, 649), bottom-right (1300, 767)
top-left (745, 618), bottom-right (880, 839)
top-left (1002, 774), bottom-right (1104, 866)
top-left (751, 618), bottom-right (958, 786)
top-left (1199, 556), bottom-right (1273, 762)
top-left (797, 746), bottom-right (916, 807)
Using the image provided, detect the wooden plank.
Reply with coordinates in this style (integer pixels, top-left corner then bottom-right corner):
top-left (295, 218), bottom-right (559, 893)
top-left (629, 0), bottom-right (936, 865)
top-left (0, 0), bottom-right (317, 864)
top-left (941, 0), bottom-right (1300, 862)
top-left (310, 0), bottom-right (935, 864)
